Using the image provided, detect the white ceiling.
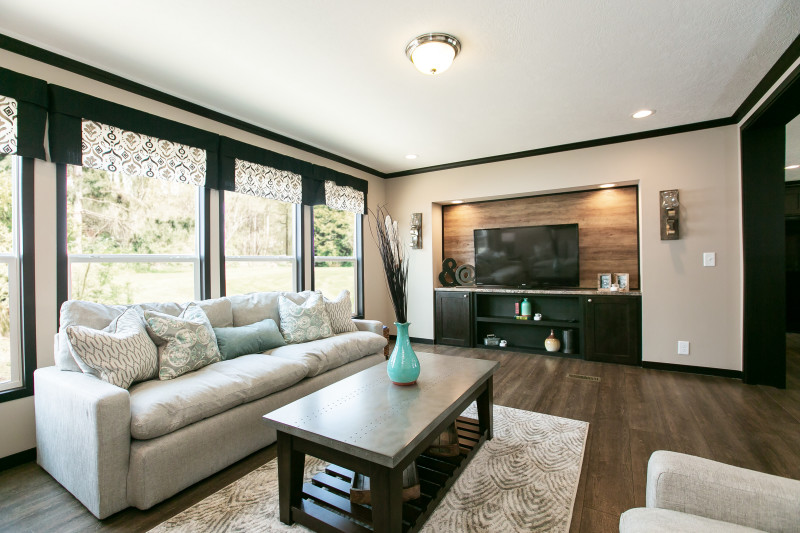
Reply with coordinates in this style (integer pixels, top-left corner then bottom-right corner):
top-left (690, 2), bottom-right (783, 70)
top-left (1, 0), bottom-right (799, 175)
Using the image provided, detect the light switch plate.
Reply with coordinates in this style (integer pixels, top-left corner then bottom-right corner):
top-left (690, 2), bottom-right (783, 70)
top-left (703, 252), bottom-right (716, 267)
top-left (677, 341), bottom-right (690, 355)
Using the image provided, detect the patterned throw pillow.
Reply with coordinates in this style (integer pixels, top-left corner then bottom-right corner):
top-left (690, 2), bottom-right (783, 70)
top-left (324, 290), bottom-right (358, 334)
top-left (278, 292), bottom-right (333, 344)
top-left (65, 307), bottom-right (158, 389)
top-left (144, 304), bottom-right (222, 380)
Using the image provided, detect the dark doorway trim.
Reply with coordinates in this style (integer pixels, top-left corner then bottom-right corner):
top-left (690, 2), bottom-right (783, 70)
top-left (740, 61), bottom-right (800, 387)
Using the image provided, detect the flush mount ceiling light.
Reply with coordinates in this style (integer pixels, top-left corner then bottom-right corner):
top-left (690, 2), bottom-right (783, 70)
top-left (786, 164), bottom-right (799, 170)
top-left (405, 33), bottom-right (461, 75)
top-left (451, 200), bottom-right (464, 204)
top-left (632, 109), bottom-right (655, 119)
top-left (599, 183), bottom-right (616, 188)
top-left (405, 154), bottom-right (418, 160)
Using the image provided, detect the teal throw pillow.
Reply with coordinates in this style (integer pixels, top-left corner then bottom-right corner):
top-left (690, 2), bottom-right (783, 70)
top-left (213, 318), bottom-right (286, 360)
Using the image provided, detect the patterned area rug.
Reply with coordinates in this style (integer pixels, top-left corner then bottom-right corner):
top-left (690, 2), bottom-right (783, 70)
top-left (150, 405), bottom-right (588, 533)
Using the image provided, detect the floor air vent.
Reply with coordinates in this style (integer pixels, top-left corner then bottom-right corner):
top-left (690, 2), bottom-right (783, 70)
top-left (567, 373), bottom-right (601, 382)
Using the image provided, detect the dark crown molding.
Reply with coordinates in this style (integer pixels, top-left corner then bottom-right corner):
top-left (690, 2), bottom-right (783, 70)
top-left (2, 28), bottom-right (800, 179)
top-left (0, 33), bottom-right (385, 178)
top-left (384, 118), bottom-right (736, 178)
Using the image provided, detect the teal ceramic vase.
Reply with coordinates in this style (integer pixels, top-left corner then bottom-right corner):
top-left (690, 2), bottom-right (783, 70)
top-left (387, 322), bottom-right (420, 385)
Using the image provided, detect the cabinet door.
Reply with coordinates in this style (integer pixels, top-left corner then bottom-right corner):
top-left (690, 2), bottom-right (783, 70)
top-left (584, 296), bottom-right (641, 365)
top-left (435, 291), bottom-right (472, 347)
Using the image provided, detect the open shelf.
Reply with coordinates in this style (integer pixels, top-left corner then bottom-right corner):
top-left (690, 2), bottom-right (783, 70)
top-left (476, 316), bottom-right (581, 328)
top-left (296, 417), bottom-right (486, 533)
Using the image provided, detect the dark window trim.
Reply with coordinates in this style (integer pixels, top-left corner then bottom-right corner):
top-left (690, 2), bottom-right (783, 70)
top-left (218, 190), bottom-right (226, 297)
top-left (56, 164), bottom-right (68, 325)
top-left (355, 213), bottom-right (365, 318)
top-left (1, 157), bottom-right (38, 403)
top-left (198, 187), bottom-right (212, 299)
top-left (295, 203), bottom-right (305, 292)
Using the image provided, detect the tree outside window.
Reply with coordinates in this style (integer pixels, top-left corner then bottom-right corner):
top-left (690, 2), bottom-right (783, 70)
top-left (67, 166), bottom-right (199, 304)
top-left (224, 192), bottom-right (296, 295)
top-left (313, 205), bottom-right (356, 312)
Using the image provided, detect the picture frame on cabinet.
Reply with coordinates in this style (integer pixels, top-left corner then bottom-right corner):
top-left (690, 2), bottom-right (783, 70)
top-left (614, 273), bottom-right (630, 292)
top-left (597, 273), bottom-right (612, 290)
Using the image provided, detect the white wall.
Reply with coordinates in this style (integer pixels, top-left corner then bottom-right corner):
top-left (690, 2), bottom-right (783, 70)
top-left (0, 50), bottom-right (392, 460)
top-left (386, 126), bottom-right (743, 371)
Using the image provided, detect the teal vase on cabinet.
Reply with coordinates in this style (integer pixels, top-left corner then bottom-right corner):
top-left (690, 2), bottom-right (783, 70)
top-left (387, 322), bottom-right (420, 386)
top-left (521, 298), bottom-right (532, 318)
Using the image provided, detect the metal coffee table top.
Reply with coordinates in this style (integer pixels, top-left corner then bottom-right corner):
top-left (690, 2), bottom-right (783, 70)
top-left (263, 352), bottom-right (498, 467)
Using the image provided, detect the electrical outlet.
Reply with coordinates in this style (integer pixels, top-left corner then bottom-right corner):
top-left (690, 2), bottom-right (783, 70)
top-left (703, 252), bottom-right (716, 267)
top-left (677, 341), bottom-right (690, 355)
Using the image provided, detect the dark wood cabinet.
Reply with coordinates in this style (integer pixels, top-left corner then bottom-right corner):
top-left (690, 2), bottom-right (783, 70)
top-left (583, 295), bottom-right (641, 365)
top-left (434, 291), bottom-right (472, 346)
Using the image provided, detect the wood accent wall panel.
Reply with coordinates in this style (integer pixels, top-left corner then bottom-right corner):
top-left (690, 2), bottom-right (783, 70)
top-left (442, 187), bottom-right (639, 289)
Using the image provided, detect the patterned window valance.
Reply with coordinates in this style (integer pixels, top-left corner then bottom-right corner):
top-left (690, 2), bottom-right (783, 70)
top-left (81, 120), bottom-right (206, 186)
top-left (0, 95), bottom-right (18, 156)
top-left (233, 158), bottom-right (302, 203)
top-left (324, 180), bottom-right (365, 214)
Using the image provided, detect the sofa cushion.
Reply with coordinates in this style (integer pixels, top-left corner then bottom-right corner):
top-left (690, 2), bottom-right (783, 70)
top-left (214, 318), bottom-right (286, 360)
top-left (227, 290), bottom-right (316, 327)
top-left (65, 308), bottom-right (158, 389)
top-left (267, 330), bottom-right (387, 377)
top-left (278, 292), bottom-right (333, 344)
top-left (144, 304), bottom-right (222, 380)
top-left (324, 290), bottom-right (358, 334)
top-left (128, 354), bottom-right (308, 440)
top-left (56, 298), bottom-right (233, 372)
top-left (619, 508), bottom-right (765, 533)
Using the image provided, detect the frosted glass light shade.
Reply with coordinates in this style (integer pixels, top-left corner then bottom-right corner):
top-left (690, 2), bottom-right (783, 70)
top-left (406, 33), bottom-right (461, 76)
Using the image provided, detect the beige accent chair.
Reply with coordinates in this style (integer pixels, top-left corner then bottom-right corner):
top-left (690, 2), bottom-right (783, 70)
top-left (620, 451), bottom-right (800, 532)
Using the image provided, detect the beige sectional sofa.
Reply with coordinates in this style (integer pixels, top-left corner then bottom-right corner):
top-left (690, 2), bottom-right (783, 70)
top-left (34, 291), bottom-right (387, 519)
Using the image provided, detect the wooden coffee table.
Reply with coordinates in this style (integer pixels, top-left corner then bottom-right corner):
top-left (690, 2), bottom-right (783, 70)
top-left (262, 352), bottom-right (499, 533)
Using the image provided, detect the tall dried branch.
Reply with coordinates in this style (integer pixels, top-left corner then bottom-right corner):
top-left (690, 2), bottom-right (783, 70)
top-left (368, 205), bottom-right (408, 324)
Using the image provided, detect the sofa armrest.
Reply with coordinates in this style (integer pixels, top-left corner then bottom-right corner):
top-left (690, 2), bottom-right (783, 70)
top-left (353, 319), bottom-right (383, 335)
top-left (35, 366), bottom-right (132, 519)
top-left (646, 451), bottom-right (800, 532)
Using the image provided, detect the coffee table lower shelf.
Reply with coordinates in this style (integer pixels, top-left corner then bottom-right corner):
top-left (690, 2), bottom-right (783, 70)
top-left (291, 416), bottom-right (486, 533)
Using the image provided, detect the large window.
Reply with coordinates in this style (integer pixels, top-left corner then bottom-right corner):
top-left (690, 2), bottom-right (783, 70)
top-left (223, 192), bottom-right (296, 294)
top-left (0, 156), bottom-right (22, 392)
top-left (66, 166), bottom-right (200, 304)
top-left (313, 205), bottom-right (357, 312)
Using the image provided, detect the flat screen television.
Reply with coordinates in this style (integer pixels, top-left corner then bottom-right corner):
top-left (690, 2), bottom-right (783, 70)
top-left (474, 223), bottom-right (579, 288)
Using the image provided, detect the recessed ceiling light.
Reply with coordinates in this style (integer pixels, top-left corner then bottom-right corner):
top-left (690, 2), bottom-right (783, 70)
top-left (786, 164), bottom-right (800, 170)
top-left (451, 200), bottom-right (464, 204)
top-left (599, 183), bottom-right (616, 188)
top-left (632, 109), bottom-right (655, 119)
top-left (405, 154), bottom-right (418, 160)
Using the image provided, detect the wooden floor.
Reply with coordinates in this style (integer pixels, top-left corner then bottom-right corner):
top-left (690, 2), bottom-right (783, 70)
top-left (2, 337), bottom-right (799, 533)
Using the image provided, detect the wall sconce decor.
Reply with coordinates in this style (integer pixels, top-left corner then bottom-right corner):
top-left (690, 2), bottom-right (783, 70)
top-left (410, 212), bottom-right (422, 249)
top-left (660, 189), bottom-right (680, 240)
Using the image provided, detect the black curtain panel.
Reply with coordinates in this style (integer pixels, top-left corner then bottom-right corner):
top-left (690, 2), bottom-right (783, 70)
top-left (0, 66), bottom-right (48, 160)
